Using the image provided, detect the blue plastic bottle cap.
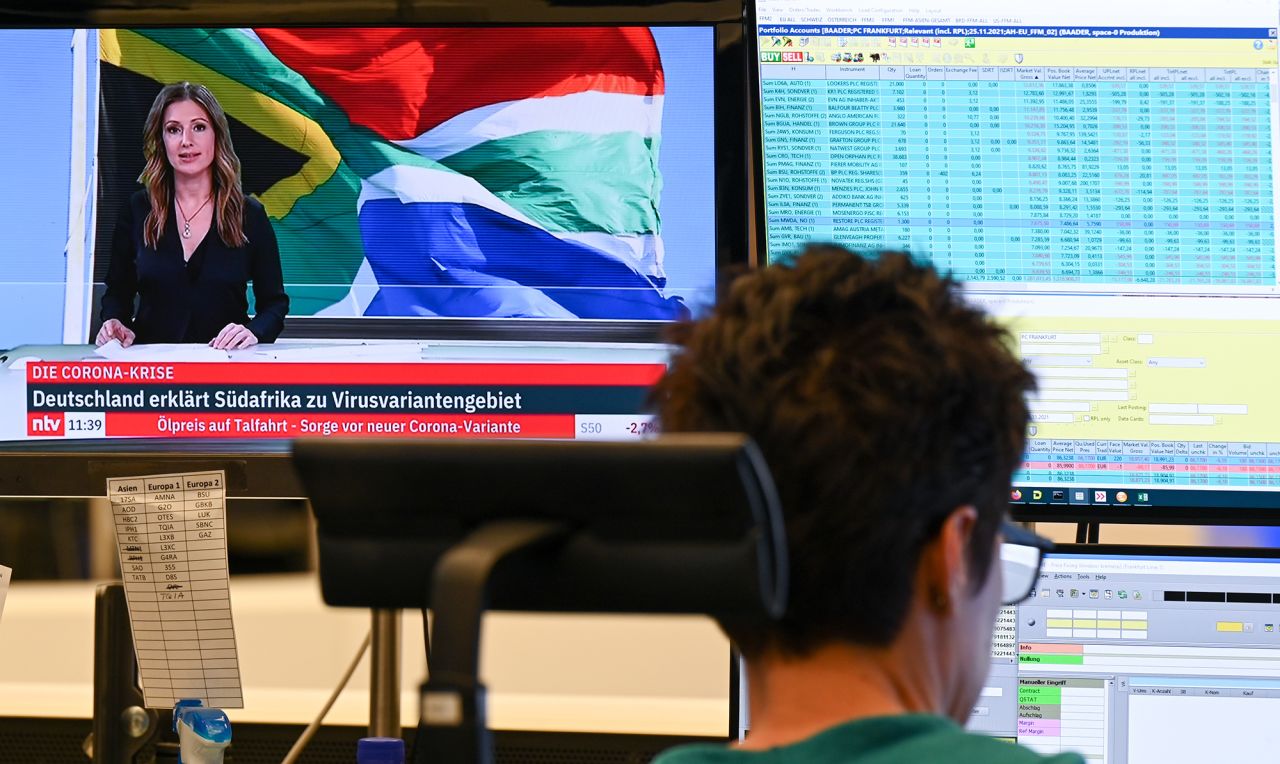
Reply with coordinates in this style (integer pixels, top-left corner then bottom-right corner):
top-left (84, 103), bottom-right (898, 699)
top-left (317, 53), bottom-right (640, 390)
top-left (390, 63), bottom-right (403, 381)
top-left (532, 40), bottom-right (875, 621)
top-left (356, 737), bottom-right (405, 764)
top-left (172, 698), bottom-right (204, 733)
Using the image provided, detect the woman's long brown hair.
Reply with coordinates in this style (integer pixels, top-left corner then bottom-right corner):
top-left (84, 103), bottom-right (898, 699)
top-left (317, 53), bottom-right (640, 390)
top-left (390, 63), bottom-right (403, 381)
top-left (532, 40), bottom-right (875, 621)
top-left (139, 82), bottom-right (247, 248)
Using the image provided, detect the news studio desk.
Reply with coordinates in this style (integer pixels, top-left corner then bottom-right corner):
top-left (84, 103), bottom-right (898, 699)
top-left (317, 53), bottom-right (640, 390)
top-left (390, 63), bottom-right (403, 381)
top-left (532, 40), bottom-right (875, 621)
top-left (0, 573), bottom-right (732, 736)
top-left (0, 339), bottom-right (673, 497)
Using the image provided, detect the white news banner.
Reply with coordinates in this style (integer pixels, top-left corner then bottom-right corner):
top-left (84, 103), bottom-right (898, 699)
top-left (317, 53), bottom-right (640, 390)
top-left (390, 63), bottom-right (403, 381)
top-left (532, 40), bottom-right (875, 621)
top-left (108, 470), bottom-right (243, 709)
top-left (0, 564), bottom-right (10, 625)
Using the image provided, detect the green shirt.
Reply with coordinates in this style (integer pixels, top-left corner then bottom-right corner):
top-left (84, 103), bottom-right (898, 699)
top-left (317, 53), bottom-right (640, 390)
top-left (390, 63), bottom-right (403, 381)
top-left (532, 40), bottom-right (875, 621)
top-left (653, 714), bottom-right (1086, 764)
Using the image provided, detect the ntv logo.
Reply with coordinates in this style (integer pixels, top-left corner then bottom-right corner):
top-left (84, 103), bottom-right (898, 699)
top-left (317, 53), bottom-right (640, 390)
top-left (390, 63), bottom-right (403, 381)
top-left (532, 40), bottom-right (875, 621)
top-left (28, 412), bottom-right (64, 436)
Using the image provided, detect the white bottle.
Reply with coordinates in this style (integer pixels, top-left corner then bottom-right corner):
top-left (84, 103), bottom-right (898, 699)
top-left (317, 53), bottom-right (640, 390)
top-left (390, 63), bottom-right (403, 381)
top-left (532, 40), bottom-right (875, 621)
top-left (173, 699), bottom-right (231, 764)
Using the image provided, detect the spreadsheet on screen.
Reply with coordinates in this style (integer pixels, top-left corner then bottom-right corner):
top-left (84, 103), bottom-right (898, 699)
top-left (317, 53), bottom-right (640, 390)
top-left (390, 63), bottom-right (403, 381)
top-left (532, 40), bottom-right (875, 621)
top-left (753, 1), bottom-right (1280, 514)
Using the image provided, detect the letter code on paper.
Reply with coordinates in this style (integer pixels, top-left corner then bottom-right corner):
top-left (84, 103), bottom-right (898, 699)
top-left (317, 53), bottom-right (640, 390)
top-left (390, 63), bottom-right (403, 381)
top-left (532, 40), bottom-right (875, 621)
top-left (108, 470), bottom-right (242, 709)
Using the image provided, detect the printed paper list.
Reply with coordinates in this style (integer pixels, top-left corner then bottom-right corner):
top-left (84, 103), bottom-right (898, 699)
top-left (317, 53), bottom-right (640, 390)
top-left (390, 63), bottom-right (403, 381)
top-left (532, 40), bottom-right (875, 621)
top-left (108, 470), bottom-right (243, 708)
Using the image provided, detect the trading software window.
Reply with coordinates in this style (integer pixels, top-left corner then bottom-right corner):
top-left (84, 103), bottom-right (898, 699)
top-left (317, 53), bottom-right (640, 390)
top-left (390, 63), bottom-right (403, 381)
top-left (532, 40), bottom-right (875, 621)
top-left (755, 1), bottom-right (1280, 513)
top-left (970, 553), bottom-right (1280, 763)
top-left (757, 5), bottom-right (1280, 293)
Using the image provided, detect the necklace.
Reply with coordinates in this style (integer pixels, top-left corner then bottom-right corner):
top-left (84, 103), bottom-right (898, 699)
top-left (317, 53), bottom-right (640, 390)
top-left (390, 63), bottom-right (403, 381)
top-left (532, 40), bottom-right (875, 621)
top-left (176, 195), bottom-right (212, 239)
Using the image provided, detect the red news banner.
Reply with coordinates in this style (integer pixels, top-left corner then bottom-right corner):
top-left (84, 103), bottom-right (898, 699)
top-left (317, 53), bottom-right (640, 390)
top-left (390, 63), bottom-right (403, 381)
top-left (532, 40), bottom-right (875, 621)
top-left (26, 362), bottom-right (665, 439)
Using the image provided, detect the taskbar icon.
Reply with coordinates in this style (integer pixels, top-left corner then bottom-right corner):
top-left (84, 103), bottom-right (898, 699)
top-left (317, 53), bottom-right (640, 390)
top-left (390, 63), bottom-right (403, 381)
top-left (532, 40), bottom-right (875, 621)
top-left (1010, 487), bottom-right (1154, 507)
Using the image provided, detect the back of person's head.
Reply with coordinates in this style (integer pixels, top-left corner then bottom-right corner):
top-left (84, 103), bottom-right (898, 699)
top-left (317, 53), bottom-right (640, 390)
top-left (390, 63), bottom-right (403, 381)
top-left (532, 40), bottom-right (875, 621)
top-left (656, 245), bottom-right (1035, 657)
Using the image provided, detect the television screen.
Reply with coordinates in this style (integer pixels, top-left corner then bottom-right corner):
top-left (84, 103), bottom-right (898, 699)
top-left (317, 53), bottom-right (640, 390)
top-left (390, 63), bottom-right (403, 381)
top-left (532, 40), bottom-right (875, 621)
top-left (91, 27), bottom-right (716, 323)
top-left (751, 0), bottom-right (1280, 520)
top-left (0, 20), bottom-right (735, 443)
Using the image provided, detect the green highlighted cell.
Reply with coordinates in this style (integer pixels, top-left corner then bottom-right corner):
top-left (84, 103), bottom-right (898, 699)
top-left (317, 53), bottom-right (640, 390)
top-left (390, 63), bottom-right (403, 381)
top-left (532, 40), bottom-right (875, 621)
top-left (1018, 686), bottom-right (1062, 704)
top-left (1019, 654), bottom-right (1085, 665)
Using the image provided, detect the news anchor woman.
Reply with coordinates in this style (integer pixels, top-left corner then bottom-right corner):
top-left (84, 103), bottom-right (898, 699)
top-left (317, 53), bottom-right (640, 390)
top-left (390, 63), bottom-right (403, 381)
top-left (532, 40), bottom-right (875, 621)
top-left (97, 82), bottom-right (288, 350)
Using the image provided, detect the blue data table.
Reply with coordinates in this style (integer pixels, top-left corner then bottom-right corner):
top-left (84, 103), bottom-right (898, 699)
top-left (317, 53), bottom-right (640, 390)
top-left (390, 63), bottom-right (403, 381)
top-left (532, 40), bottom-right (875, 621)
top-left (761, 65), bottom-right (1277, 288)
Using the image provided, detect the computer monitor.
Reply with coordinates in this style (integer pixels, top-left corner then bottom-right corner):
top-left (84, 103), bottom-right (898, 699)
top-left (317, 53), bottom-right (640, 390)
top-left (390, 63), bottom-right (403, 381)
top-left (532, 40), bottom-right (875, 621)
top-left (736, 545), bottom-right (1280, 753)
top-left (750, 0), bottom-right (1280, 522)
top-left (0, 0), bottom-right (747, 477)
top-left (968, 544), bottom-right (1280, 762)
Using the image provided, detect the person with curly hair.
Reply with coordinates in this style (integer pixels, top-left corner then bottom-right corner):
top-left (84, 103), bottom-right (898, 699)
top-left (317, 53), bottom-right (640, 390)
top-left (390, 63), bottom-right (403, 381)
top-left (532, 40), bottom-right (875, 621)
top-left (653, 245), bottom-right (1072, 763)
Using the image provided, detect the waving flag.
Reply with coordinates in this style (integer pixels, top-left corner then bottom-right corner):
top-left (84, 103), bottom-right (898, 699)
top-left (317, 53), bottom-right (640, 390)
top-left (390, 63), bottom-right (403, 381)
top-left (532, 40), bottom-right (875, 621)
top-left (97, 27), bottom-right (685, 320)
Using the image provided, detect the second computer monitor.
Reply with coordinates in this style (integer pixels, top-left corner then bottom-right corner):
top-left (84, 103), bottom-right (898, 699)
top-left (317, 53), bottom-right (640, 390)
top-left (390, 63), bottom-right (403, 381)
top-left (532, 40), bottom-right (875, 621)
top-left (751, 0), bottom-right (1280, 521)
top-left (970, 545), bottom-right (1280, 761)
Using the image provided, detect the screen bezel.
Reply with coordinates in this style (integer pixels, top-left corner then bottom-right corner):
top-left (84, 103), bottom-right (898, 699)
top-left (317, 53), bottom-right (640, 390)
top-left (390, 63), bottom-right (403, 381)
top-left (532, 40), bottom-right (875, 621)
top-left (744, 0), bottom-right (768, 270)
top-left (1013, 501), bottom-right (1280, 527)
top-left (1049, 543), bottom-right (1280, 561)
top-left (0, 438), bottom-right (299, 498)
